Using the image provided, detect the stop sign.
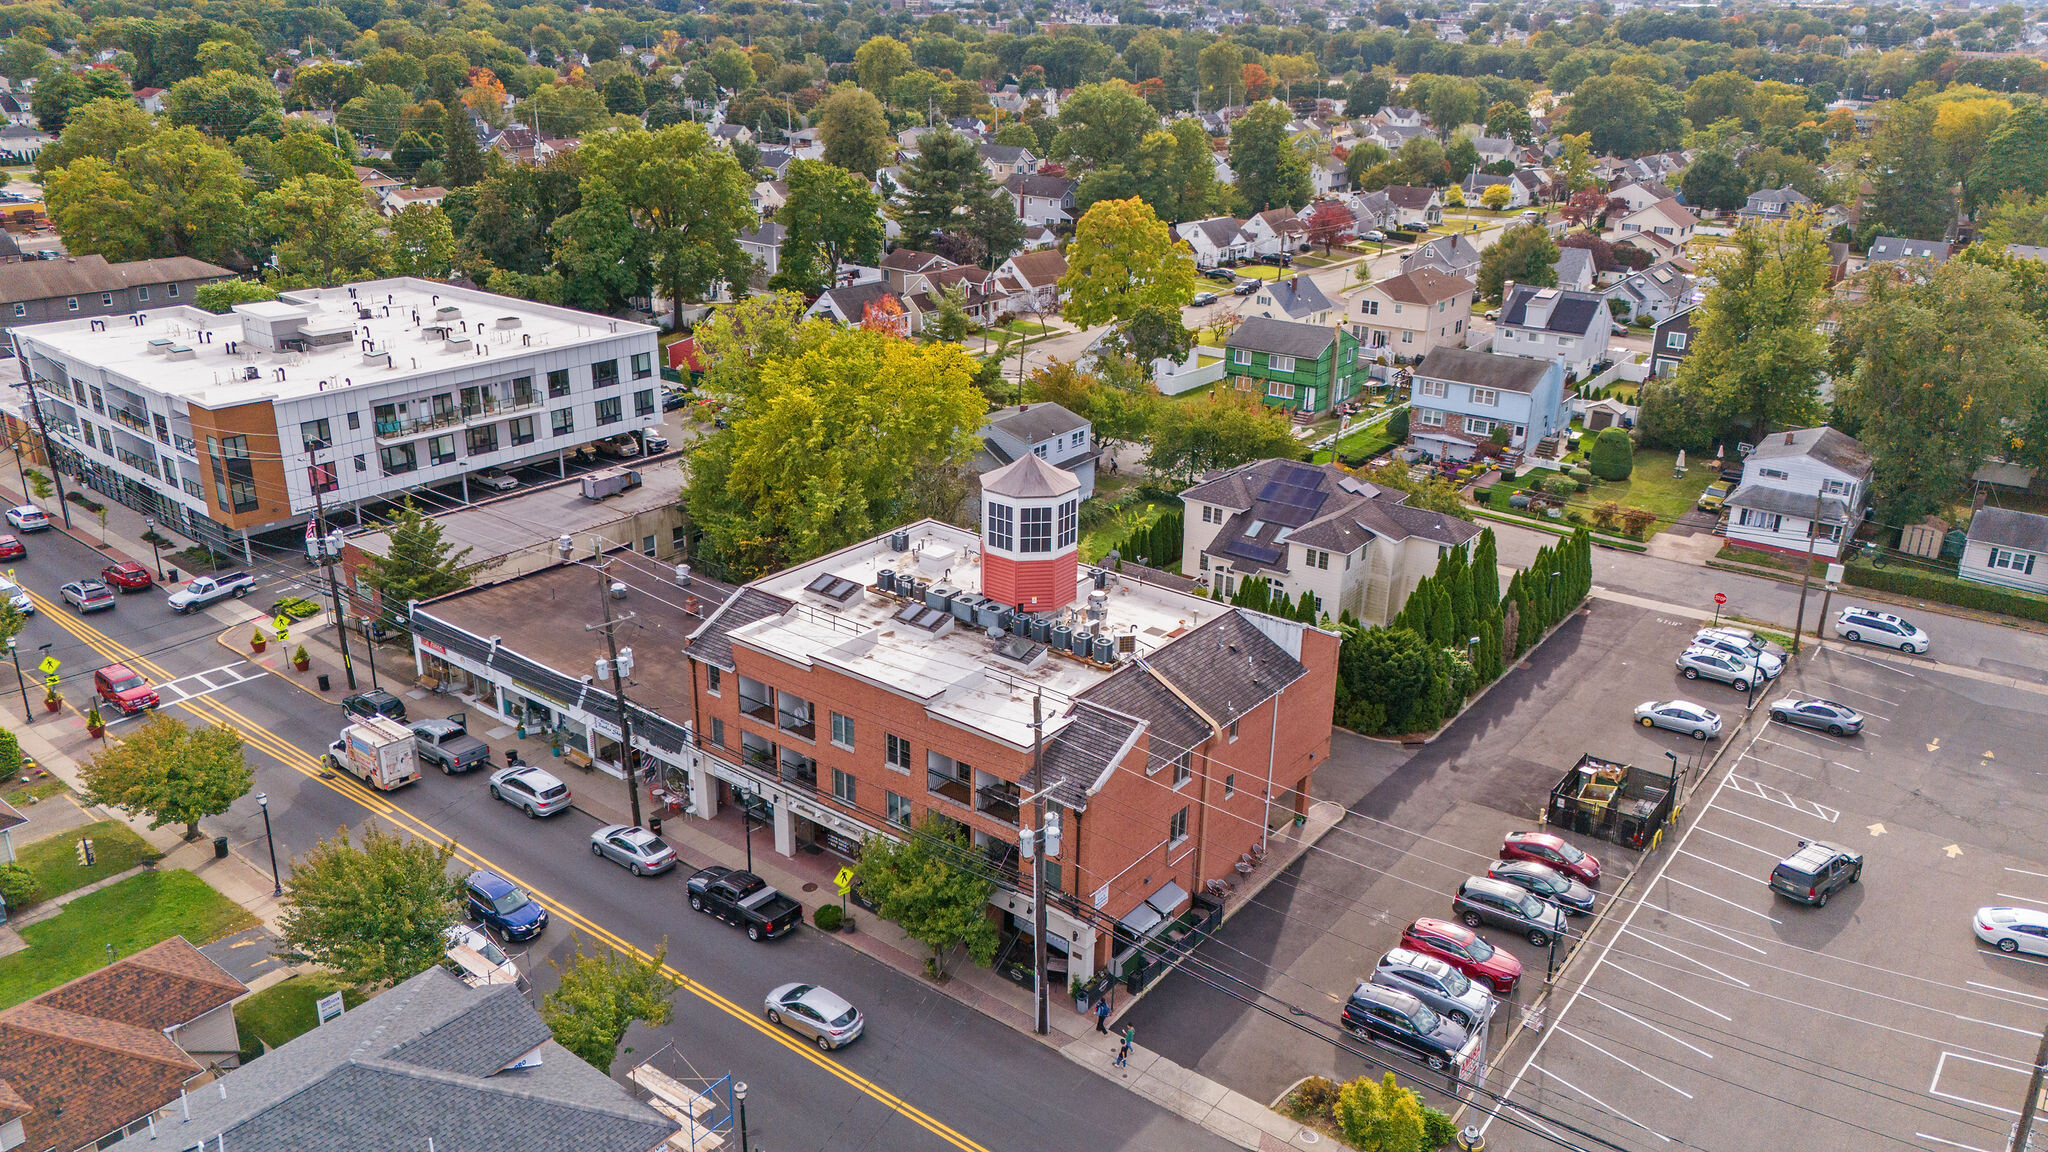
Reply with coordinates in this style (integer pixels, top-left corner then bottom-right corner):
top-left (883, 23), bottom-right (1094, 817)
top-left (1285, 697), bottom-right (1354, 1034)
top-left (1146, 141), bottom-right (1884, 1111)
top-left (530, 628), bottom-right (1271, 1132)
top-left (1714, 593), bottom-right (1727, 606)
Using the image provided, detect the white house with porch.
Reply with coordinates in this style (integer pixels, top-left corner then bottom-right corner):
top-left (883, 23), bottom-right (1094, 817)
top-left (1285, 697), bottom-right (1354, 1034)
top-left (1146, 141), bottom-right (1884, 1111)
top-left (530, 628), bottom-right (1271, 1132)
top-left (1722, 427), bottom-right (1872, 560)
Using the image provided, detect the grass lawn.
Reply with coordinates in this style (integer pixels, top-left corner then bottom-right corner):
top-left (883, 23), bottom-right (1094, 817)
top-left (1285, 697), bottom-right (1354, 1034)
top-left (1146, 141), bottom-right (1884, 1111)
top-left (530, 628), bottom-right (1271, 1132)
top-left (235, 973), bottom-right (371, 1062)
top-left (0, 870), bottom-right (256, 1008)
top-left (0, 775), bottom-right (67, 807)
top-left (1232, 264), bottom-right (1289, 280)
top-left (1312, 419), bottom-right (1403, 465)
top-left (1578, 448), bottom-right (1714, 524)
top-left (16, 819), bottom-right (160, 902)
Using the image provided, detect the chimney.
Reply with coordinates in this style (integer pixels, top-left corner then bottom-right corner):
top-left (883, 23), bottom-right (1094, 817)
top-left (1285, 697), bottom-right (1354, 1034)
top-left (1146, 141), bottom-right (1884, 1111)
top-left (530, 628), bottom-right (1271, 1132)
top-left (1289, 276), bottom-right (1299, 290)
top-left (1784, 431), bottom-right (1795, 445)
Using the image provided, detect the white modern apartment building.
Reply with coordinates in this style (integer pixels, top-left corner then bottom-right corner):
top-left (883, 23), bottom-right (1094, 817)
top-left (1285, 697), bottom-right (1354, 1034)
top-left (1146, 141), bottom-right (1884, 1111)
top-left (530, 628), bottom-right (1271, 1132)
top-left (8, 278), bottom-right (659, 555)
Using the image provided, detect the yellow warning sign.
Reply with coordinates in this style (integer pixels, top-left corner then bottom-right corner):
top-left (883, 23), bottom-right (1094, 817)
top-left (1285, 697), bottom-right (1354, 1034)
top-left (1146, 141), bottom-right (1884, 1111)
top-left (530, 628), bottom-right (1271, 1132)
top-left (834, 867), bottom-right (854, 895)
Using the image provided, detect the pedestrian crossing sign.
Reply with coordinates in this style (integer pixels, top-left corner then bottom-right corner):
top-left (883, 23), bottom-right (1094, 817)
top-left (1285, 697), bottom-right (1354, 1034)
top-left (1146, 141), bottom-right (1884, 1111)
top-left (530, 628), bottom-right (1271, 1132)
top-left (273, 614), bottom-right (293, 639)
top-left (36, 656), bottom-right (58, 675)
top-left (834, 867), bottom-right (854, 895)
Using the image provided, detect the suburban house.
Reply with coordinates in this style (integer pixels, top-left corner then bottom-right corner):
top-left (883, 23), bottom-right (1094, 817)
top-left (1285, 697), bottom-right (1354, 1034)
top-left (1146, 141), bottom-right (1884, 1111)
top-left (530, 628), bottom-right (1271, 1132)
top-left (1401, 234), bottom-right (1482, 281)
top-left (0, 938), bottom-right (247, 1152)
top-left (1311, 155), bottom-right (1350, 195)
top-left (1613, 197), bottom-right (1698, 246)
top-left (1494, 283), bottom-right (1613, 380)
top-left (380, 185), bottom-right (447, 215)
top-left (1605, 179), bottom-right (1674, 215)
top-left (1722, 426), bottom-right (1872, 559)
top-left (1341, 189), bottom-right (1395, 235)
top-left (1651, 307), bottom-right (1695, 377)
top-left (1960, 508), bottom-right (2048, 595)
top-left (1182, 458), bottom-right (1480, 624)
top-left (737, 221), bottom-right (785, 285)
top-left (977, 142), bottom-right (1038, 179)
top-left (1603, 261), bottom-right (1694, 325)
top-left (1739, 185), bottom-right (1814, 223)
top-left (1241, 209), bottom-right (1306, 258)
top-left (0, 255), bottom-right (234, 338)
top-left (993, 249), bottom-right (1067, 314)
top-left (1554, 246), bottom-right (1596, 292)
top-left (1473, 136), bottom-right (1515, 166)
top-left (112, 966), bottom-right (678, 1152)
top-left (1351, 268), bottom-right (1474, 359)
top-left (1223, 317), bottom-right (1370, 417)
top-left (1176, 217), bottom-right (1250, 268)
top-left (1381, 186), bottom-right (1444, 228)
top-left (355, 165), bottom-right (405, 200)
top-left (1239, 275), bottom-right (1338, 326)
top-left (751, 178), bottom-right (788, 214)
top-left (1004, 173), bottom-right (1076, 228)
top-left (975, 401), bottom-right (1095, 498)
top-left (1865, 236), bottom-right (1952, 266)
top-left (806, 281), bottom-right (915, 334)
top-left (133, 88), bottom-right (167, 114)
top-left (879, 248), bottom-right (954, 293)
top-left (1460, 171), bottom-right (1530, 209)
top-left (1405, 347), bottom-right (1567, 462)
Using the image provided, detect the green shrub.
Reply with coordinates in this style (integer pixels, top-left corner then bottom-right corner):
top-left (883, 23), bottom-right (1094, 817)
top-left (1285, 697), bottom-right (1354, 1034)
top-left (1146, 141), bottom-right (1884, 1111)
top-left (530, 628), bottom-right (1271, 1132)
top-left (0, 729), bottom-right (19, 776)
top-left (1388, 407), bottom-right (1410, 441)
top-left (813, 903), bottom-right (843, 931)
top-left (1588, 426), bottom-right (1634, 480)
top-left (1538, 474), bottom-right (1578, 497)
top-left (0, 862), bottom-right (39, 910)
top-left (1288, 1075), bottom-right (1342, 1120)
top-left (1568, 466), bottom-right (1595, 483)
top-left (1843, 562), bottom-right (2048, 624)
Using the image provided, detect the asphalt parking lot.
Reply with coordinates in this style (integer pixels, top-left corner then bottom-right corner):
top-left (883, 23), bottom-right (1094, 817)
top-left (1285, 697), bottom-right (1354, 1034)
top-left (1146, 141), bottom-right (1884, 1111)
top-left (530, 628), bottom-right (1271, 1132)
top-left (1124, 598), bottom-right (1749, 1107)
top-left (1479, 635), bottom-right (2048, 1152)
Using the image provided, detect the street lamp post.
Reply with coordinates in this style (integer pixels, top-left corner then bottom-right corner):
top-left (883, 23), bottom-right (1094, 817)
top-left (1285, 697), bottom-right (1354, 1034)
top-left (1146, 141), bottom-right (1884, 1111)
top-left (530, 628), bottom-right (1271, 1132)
top-left (5, 637), bottom-right (26, 722)
top-left (143, 517), bottom-right (164, 580)
top-left (734, 1082), bottom-right (750, 1152)
top-left (256, 793), bottom-right (282, 895)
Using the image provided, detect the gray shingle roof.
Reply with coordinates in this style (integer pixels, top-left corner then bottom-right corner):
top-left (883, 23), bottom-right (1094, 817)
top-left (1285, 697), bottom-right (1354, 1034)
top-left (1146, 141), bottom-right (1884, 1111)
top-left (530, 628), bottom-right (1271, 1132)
top-left (1255, 276), bottom-right (1336, 319)
top-left (689, 586), bottom-right (794, 671)
top-left (1079, 665), bottom-right (1211, 773)
top-left (107, 968), bottom-right (674, 1152)
top-left (1183, 458), bottom-right (1478, 577)
top-left (1866, 236), bottom-right (1951, 263)
top-left (1968, 508), bottom-right (2048, 552)
top-left (1225, 316), bottom-right (1336, 359)
top-left (1746, 426), bottom-right (1872, 476)
top-left (1726, 484), bottom-right (1850, 522)
top-left (982, 452), bottom-right (1081, 499)
top-left (1500, 284), bottom-right (1606, 337)
top-left (1039, 701), bottom-right (1143, 808)
top-left (0, 255), bottom-right (232, 305)
top-left (1137, 611), bottom-right (1305, 727)
top-left (1188, 216), bottom-right (1245, 249)
top-left (1554, 247), bottom-right (1594, 286)
top-left (1413, 347), bottom-right (1553, 394)
top-left (987, 401), bottom-right (1087, 443)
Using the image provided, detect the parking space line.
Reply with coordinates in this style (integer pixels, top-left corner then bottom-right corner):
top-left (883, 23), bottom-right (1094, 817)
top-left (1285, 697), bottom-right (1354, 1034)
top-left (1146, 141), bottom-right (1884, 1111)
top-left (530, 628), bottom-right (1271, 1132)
top-left (1679, 849), bottom-right (1774, 888)
top-left (1984, 948), bottom-right (2048, 970)
top-left (1656, 907), bottom-right (1769, 955)
top-left (1697, 827), bottom-right (1783, 857)
top-left (1965, 980), bottom-right (2048, 1006)
top-left (1727, 774), bottom-right (1841, 821)
top-left (1801, 675), bottom-right (1901, 709)
top-left (1614, 963), bottom-right (1733, 1020)
top-left (1835, 646), bottom-right (1919, 677)
top-left (1755, 735), bottom-right (1867, 768)
top-left (1534, 1066), bottom-right (1673, 1142)
top-left (1929, 1051), bottom-right (2027, 1117)
top-left (1665, 876), bottom-right (1783, 923)
top-left (1993, 893), bottom-right (2046, 907)
top-left (1712, 804), bottom-right (1823, 842)
top-left (1556, 1026), bottom-right (1694, 1099)
top-left (1737, 751), bottom-right (1814, 778)
top-left (1587, 994), bottom-right (1716, 1059)
top-left (1916, 1133), bottom-right (2000, 1152)
top-left (1623, 927), bottom-right (1753, 986)
top-left (2008, 867), bottom-right (2048, 880)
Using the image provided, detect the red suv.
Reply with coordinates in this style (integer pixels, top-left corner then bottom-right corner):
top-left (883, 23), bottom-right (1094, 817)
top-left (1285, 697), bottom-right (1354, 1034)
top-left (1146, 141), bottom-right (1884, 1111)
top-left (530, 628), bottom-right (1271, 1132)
top-left (1500, 831), bottom-right (1601, 885)
top-left (95, 663), bottom-right (159, 715)
top-left (100, 561), bottom-right (154, 591)
top-left (1400, 917), bottom-right (1523, 995)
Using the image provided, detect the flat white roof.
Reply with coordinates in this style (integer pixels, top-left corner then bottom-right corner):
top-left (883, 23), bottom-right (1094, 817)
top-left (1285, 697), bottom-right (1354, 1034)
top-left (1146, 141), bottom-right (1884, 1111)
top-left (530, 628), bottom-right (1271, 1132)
top-left (13, 277), bottom-right (655, 410)
top-left (731, 522), bottom-right (1226, 751)
top-left (348, 456), bottom-right (687, 560)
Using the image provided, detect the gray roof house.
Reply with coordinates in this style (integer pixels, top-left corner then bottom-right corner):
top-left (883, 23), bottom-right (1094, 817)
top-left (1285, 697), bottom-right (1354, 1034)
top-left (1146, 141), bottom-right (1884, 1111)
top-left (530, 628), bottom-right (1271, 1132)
top-left (1240, 274), bottom-right (1338, 325)
top-left (0, 255), bottom-right (235, 338)
top-left (1603, 261), bottom-right (1693, 325)
top-left (1494, 283), bottom-right (1613, 380)
top-left (110, 966), bottom-right (677, 1152)
top-left (1865, 236), bottom-right (1952, 265)
top-left (975, 401), bottom-right (1096, 499)
top-left (1739, 185), bottom-right (1813, 222)
top-left (1554, 246), bottom-right (1596, 292)
top-left (1961, 508), bottom-right (2048, 595)
top-left (1401, 234), bottom-right (1482, 280)
top-left (1722, 426), bottom-right (1873, 561)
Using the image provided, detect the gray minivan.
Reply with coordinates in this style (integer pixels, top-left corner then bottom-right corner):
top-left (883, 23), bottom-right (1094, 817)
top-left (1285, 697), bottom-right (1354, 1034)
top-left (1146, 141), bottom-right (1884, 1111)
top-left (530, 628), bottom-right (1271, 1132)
top-left (1453, 876), bottom-right (1569, 947)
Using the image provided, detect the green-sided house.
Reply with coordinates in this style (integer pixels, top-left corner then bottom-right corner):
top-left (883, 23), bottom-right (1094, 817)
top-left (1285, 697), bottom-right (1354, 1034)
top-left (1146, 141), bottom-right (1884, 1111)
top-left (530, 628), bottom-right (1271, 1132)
top-left (1222, 317), bottom-right (1370, 417)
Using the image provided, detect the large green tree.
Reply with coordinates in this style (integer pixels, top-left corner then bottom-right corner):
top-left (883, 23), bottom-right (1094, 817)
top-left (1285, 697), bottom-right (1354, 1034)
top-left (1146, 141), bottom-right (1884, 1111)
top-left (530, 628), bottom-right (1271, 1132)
top-left (360, 499), bottom-right (475, 635)
top-left (1967, 101), bottom-right (2048, 211)
top-left (541, 942), bottom-right (676, 1074)
top-left (165, 68), bottom-right (284, 141)
top-left (1862, 100), bottom-right (1956, 243)
top-left (1059, 197), bottom-right (1198, 329)
top-left (1562, 73), bottom-right (1685, 158)
top-left (551, 179), bottom-right (643, 312)
top-left (580, 124), bottom-right (756, 328)
top-left (387, 205), bottom-right (456, 279)
top-left (1834, 259), bottom-right (2048, 521)
top-left (1228, 101), bottom-right (1311, 213)
top-left (850, 815), bottom-right (998, 977)
top-left (277, 821), bottom-right (464, 989)
top-left (82, 714), bottom-right (250, 840)
top-left (254, 173), bottom-right (389, 283)
top-left (1475, 223), bottom-right (1558, 302)
top-left (891, 127), bottom-right (1020, 268)
top-left (44, 127), bottom-right (252, 265)
top-left (1134, 118), bottom-right (1221, 224)
top-left (773, 159), bottom-right (884, 296)
top-left (34, 66), bottom-right (133, 133)
top-left (815, 85), bottom-right (892, 177)
top-left (1146, 389), bottom-right (1302, 487)
top-left (1054, 80), bottom-right (1158, 173)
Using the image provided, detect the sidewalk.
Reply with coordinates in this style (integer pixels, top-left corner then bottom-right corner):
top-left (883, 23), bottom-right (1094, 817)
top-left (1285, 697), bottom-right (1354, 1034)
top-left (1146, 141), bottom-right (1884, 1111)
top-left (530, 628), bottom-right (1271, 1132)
top-left (271, 604), bottom-right (1341, 1152)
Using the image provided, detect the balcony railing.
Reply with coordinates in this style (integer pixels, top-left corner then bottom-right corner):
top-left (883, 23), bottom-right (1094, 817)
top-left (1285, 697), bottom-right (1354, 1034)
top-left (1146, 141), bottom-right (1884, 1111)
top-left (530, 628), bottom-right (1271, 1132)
top-left (110, 408), bottom-right (149, 434)
top-left (777, 705), bottom-right (815, 741)
top-left (928, 771), bottom-right (972, 808)
top-left (975, 781), bottom-right (1021, 826)
top-left (172, 435), bottom-right (197, 457)
top-left (114, 447), bottom-right (160, 480)
top-left (373, 393), bottom-right (542, 440)
top-left (738, 694), bottom-right (774, 723)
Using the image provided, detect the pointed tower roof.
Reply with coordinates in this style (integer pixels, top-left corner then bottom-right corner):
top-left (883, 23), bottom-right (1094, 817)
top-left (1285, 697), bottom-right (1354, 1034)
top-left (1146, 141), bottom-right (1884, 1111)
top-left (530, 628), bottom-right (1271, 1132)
top-left (982, 453), bottom-right (1080, 500)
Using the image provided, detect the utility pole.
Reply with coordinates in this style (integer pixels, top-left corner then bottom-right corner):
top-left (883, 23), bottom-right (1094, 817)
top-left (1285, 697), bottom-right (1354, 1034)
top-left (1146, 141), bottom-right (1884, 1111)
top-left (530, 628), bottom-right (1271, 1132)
top-left (2010, 1021), bottom-right (2048, 1152)
top-left (1790, 487), bottom-right (1824, 656)
top-left (22, 375), bottom-right (72, 528)
top-left (1029, 691), bottom-right (1049, 1036)
top-left (308, 443), bottom-right (357, 690)
top-left (572, 538), bottom-right (645, 830)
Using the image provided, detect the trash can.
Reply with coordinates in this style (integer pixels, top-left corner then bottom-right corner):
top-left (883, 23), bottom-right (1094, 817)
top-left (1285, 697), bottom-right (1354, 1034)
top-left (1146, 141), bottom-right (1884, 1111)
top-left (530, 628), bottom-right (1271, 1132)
top-left (317, 674), bottom-right (330, 692)
top-left (213, 835), bottom-right (229, 859)
top-left (648, 816), bottom-right (663, 835)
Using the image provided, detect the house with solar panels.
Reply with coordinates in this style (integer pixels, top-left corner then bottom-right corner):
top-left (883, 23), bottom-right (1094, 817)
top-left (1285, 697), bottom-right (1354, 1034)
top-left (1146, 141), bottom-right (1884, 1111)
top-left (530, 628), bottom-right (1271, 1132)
top-left (1181, 459), bottom-right (1480, 624)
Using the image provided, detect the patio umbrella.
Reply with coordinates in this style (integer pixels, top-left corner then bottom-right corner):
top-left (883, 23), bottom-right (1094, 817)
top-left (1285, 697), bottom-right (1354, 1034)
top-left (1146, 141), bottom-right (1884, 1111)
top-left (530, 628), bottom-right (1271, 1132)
top-left (1675, 449), bottom-right (1686, 471)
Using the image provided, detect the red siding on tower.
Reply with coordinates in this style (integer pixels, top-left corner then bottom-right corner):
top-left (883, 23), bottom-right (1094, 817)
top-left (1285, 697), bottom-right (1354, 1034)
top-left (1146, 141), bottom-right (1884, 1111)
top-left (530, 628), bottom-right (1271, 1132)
top-left (981, 551), bottom-right (1077, 612)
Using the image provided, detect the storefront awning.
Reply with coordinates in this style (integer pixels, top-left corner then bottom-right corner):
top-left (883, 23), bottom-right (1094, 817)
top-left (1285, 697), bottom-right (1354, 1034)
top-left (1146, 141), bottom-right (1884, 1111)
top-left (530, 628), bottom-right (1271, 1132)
top-left (1117, 901), bottom-right (1164, 937)
top-left (1146, 881), bottom-right (1190, 919)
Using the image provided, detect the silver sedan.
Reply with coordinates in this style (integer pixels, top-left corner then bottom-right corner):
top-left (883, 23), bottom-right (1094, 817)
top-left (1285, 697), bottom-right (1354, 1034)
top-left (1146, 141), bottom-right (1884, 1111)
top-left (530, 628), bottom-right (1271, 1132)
top-left (765, 982), bottom-right (865, 1050)
top-left (589, 824), bottom-right (677, 876)
top-left (1634, 699), bottom-right (1722, 740)
top-left (1676, 646), bottom-right (1759, 692)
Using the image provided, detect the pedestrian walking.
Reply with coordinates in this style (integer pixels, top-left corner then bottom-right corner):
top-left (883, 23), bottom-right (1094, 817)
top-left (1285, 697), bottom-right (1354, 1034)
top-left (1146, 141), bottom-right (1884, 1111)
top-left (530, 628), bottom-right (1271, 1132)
top-left (1094, 997), bottom-right (1111, 1033)
top-left (1114, 1038), bottom-right (1130, 1070)
top-left (1122, 1023), bottom-right (1136, 1048)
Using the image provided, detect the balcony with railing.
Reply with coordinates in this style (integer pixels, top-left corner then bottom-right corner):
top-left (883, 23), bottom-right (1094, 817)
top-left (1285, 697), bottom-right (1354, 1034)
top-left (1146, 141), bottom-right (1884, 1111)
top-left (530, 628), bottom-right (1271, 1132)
top-left (974, 772), bottom-right (1021, 827)
top-left (109, 407), bottom-right (149, 435)
top-left (775, 691), bottom-right (815, 741)
top-left (737, 676), bottom-right (774, 724)
top-left (373, 387), bottom-right (542, 441)
top-left (779, 747), bottom-right (817, 792)
top-left (114, 447), bottom-right (161, 480)
top-left (927, 753), bottom-right (972, 808)
top-left (172, 434), bottom-right (197, 457)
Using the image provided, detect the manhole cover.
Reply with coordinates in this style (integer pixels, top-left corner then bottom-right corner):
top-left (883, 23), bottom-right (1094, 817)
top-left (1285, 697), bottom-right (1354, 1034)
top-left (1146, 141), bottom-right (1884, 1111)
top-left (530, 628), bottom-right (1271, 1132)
top-left (801, 882), bottom-right (819, 893)
top-left (1296, 1128), bottom-right (1321, 1144)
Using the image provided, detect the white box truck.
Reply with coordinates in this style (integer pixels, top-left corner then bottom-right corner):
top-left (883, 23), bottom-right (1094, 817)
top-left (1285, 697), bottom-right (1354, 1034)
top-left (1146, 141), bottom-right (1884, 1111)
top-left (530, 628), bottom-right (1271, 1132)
top-left (323, 714), bottom-right (422, 791)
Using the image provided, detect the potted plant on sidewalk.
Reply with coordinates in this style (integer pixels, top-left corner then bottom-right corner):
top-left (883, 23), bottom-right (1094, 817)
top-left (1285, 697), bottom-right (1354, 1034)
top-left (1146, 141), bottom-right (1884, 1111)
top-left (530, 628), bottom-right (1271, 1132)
top-left (250, 627), bottom-right (268, 653)
top-left (43, 687), bottom-right (60, 713)
top-left (292, 644), bottom-right (310, 672)
top-left (85, 703), bottom-right (104, 738)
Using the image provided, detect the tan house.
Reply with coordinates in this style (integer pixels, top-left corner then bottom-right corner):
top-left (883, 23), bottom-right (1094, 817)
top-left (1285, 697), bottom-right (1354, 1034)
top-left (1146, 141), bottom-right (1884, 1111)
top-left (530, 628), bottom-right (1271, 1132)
top-left (1613, 197), bottom-right (1698, 246)
top-left (1349, 267), bottom-right (1474, 358)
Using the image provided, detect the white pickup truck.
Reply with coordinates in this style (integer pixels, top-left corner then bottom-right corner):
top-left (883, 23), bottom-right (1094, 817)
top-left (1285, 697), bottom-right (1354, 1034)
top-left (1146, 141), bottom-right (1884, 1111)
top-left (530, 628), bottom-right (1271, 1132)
top-left (166, 572), bottom-right (256, 613)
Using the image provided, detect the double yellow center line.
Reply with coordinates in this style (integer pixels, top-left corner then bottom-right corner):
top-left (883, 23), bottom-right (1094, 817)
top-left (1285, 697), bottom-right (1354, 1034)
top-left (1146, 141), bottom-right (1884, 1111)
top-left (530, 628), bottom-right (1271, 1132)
top-left (32, 592), bottom-right (991, 1152)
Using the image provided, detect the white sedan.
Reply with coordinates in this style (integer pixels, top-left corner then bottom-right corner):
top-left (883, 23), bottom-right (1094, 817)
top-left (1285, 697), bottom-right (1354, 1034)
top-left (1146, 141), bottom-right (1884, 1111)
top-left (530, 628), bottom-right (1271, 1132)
top-left (1634, 700), bottom-right (1722, 740)
top-left (1975, 907), bottom-right (2048, 955)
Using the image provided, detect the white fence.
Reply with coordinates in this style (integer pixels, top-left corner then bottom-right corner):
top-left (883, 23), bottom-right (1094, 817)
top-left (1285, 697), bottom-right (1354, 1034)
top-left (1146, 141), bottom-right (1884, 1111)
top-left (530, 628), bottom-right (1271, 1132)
top-left (1153, 349), bottom-right (1228, 396)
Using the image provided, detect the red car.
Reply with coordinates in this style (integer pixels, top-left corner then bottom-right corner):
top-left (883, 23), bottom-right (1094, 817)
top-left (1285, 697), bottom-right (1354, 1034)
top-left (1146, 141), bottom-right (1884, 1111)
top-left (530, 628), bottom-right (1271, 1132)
top-left (0, 534), bottom-right (22, 560)
top-left (94, 662), bottom-right (159, 715)
top-left (1500, 831), bottom-right (1600, 886)
top-left (100, 561), bottom-right (154, 591)
top-left (1400, 917), bottom-right (1523, 995)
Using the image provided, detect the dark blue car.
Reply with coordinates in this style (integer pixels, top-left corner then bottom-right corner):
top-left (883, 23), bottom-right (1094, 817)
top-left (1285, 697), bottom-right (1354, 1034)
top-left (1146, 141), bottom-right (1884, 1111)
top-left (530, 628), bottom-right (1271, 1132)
top-left (465, 869), bottom-right (547, 941)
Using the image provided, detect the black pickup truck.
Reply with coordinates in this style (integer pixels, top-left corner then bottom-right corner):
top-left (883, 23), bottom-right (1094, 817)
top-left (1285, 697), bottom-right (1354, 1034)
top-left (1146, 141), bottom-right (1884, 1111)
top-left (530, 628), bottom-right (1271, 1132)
top-left (685, 866), bottom-right (802, 941)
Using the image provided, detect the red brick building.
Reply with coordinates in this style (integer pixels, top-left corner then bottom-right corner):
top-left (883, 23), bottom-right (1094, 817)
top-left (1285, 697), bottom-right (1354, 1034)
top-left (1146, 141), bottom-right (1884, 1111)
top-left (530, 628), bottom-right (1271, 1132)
top-left (682, 455), bottom-right (1338, 983)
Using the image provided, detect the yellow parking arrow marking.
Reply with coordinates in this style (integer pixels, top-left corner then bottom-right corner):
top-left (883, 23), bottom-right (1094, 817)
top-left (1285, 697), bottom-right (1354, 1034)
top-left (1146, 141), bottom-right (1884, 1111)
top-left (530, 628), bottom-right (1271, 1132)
top-left (1943, 844), bottom-right (1965, 858)
top-left (1927, 737), bottom-right (1942, 753)
top-left (1868, 823), bottom-right (1887, 837)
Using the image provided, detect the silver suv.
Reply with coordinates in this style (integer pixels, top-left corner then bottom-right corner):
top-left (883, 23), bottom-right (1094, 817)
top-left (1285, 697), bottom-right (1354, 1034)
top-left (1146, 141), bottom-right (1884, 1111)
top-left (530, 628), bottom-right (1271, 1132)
top-left (1372, 947), bottom-right (1495, 1029)
top-left (1453, 876), bottom-right (1569, 947)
